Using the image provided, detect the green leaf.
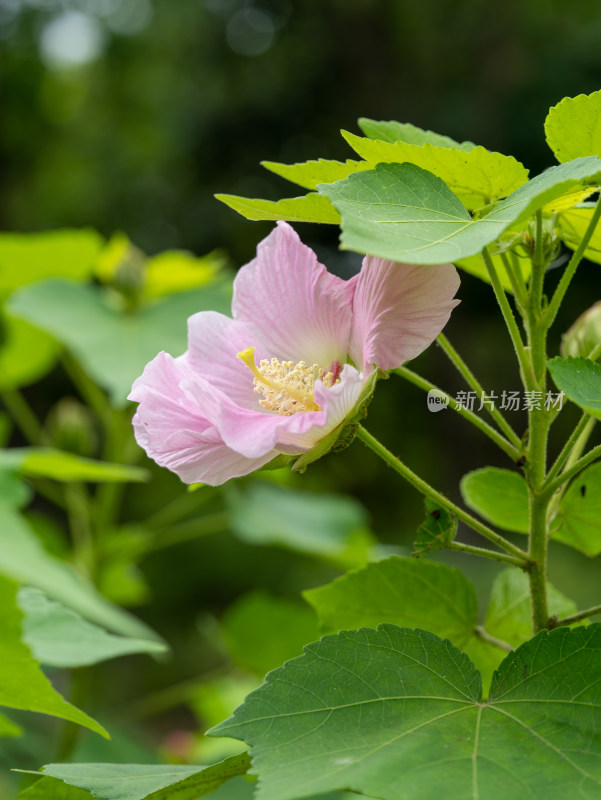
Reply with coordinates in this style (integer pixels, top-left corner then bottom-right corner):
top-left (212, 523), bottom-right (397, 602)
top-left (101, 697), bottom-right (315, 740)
top-left (18, 587), bottom-right (167, 668)
top-left (318, 158), bottom-right (601, 264)
top-left (0, 467), bottom-right (32, 509)
top-left (31, 754), bottom-right (251, 800)
top-left (210, 625), bottom-right (601, 800)
top-left (557, 205), bottom-right (601, 263)
top-left (0, 709), bottom-right (23, 738)
top-left (0, 575), bottom-right (107, 737)
top-left (8, 279), bottom-right (232, 407)
top-left (304, 556), bottom-right (477, 648)
top-left (0, 315), bottom-right (59, 391)
top-left (215, 193), bottom-right (340, 224)
top-left (548, 355), bottom-right (601, 420)
top-left (412, 498), bottom-right (457, 555)
top-left (226, 483), bottom-right (373, 564)
top-left (554, 461), bottom-right (601, 556)
top-left (0, 504), bottom-right (160, 641)
top-left (341, 131), bottom-right (529, 207)
top-left (545, 90), bottom-right (601, 162)
top-left (220, 592), bottom-right (320, 677)
top-left (0, 229), bottom-right (103, 296)
top-left (357, 117), bottom-right (475, 150)
top-left (464, 568), bottom-right (578, 687)
top-left (261, 159), bottom-right (369, 191)
top-left (0, 447), bottom-right (148, 483)
top-left (460, 467), bottom-right (529, 533)
top-left (484, 569), bottom-right (577, 645)
top-left (20, 777), bottom-right (93, 799)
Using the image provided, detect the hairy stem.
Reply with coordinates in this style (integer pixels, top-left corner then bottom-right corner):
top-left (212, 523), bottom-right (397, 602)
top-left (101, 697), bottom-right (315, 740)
top-left (356, 425), bottom-right (529, 561)
top-left (436, 333), bottom-right (522, 448)
top-left (473, 625), bottom-right (513, 652)
top-left (391, 366), bottom-right (521, 460)
top-left (552, 604), bottom-right (601, 628)
top-left (446, 541), bottom-right (527, 568)
top-left (481, 247), bottom-right (534, 391)
top-left (544, 441), bottom-right (601, 497)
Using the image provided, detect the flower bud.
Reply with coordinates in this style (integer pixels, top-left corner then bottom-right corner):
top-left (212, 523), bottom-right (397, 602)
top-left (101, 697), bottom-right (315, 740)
top-left (561, 301), bottom-right (601, 361)
top-left (45, 397), bottom-right (98, 457)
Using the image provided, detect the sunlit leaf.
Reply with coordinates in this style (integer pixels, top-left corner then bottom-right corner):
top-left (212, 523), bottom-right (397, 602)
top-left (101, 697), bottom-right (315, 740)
top-left (261, 159), bottom-right (369, 191)
top-left (318, 158), bottom-right (601, 264)
top-left (557, 204), bottom-right (601, 264)
top-left (341, 130), bottom-right (528, 206)
top-left (0, 229), bottom-right (103, 295)
top-left (545, 89), bottom-right (601, 162)
top-left (460, 467), bottom-right (529, 533)
top-left (210, 625), bottom-right (601, 800)
top-left (0, 575), bottom-right (107, 737)
top-left (357, 117), bottom-right (475, 150)
top-left (215, 192), bottom-right (340, 223)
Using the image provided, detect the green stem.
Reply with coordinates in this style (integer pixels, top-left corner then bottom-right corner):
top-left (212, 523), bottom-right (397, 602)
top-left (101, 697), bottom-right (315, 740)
top-left (552, 604), bottom-right (601, 628)
top-left (546, 413), bottom-right (593, 485)
top-left (436, 333), bottom-right (522, 448)
top-left (1, 389), bottom-right (46, 445)
top-left (447, 541), bottom-right (527, 568)
top-left (481, 247), bottom-right (534, 391)
top-left (391, 367), bottom-right (521, 460)
top-left (544, 442), bottom-right (601, 497)
top-left (500, 252), bottom-right (528, 310)
top-left (545, 196), bottom-right (601, 328)
top-left (524, 229), bottom-right (552, 632)
top-left (473, 625), bottom-right (513, 652)
top-left (65, 484), bottom-right (95, 577)
top-left (356, 425), bottom-right (528, 561)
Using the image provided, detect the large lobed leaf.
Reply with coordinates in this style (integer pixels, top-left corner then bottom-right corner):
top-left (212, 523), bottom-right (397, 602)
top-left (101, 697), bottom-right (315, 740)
top-left (305, 556), bottom-right (575, 689)
top-left (318, 157), bottom-right (601, 264)
top-left (210, 624), bottom-right (601, 800)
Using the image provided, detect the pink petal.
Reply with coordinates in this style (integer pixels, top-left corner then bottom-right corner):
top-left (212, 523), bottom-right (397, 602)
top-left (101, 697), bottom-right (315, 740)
top-left (232, 221), bottom-right (354, 367)
top-left (184, 365), bottom-right (363, 459)
top-left (349, 257), bottom-right (460, 372)
top-left (184, 311), bottom-right (267, 410)
top-left (129, 352), bottom-right (277, 485)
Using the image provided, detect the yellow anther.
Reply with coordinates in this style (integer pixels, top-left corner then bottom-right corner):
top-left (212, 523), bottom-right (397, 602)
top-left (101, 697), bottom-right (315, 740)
top-left (236, 346), bottom-right (341, 416)
top-left (237, 347), bottom-right (270, 386)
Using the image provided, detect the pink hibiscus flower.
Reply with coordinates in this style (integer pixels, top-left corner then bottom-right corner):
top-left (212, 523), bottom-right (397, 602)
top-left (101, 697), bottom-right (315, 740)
top-left (129, 222), bottom-right (460, 485)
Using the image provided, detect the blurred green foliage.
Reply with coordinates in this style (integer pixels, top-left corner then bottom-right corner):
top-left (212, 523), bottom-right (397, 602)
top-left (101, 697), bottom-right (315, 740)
top-left (2, 2), bottom-right (601, 798)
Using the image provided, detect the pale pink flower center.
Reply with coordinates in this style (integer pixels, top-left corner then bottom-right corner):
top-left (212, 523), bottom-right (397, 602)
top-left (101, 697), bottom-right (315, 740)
top-left (237, 347), bottom-right (340, 416)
